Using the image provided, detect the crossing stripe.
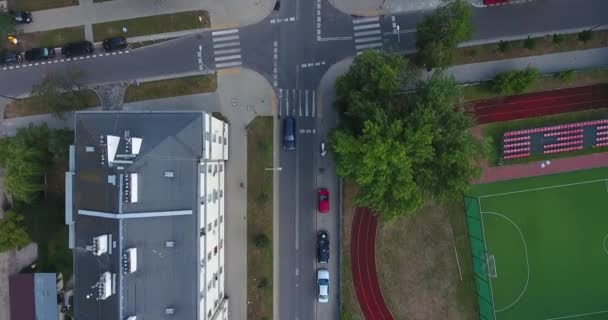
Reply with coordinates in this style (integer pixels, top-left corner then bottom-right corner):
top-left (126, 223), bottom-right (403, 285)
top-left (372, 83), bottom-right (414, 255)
top-left (215, 61), bottom-right (242, 68)
top-left (212, 29), bottom-right (238, 36)
top-left (353, 23), bottom-right (380, 31)
top-left (353, 16), bottom-right (379, 24)
top-left (214, 48), bottom-right (241, 55)
top-left (213, 41), bottom-right (240, 49)
top-left (213, 35), bottom-right (240, 42)
top-left (355, 36), bottom-right (382, 43)
top-left (355, 42), bottom-right (383, 50)
top-left (354, 29), bottom-right (381, 37)
top-left (215, 54), bottom-right (241, 62)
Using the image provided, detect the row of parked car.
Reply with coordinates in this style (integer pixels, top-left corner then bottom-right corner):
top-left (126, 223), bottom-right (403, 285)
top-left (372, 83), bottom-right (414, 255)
top-left (0, 37), bottom-right (128, 66)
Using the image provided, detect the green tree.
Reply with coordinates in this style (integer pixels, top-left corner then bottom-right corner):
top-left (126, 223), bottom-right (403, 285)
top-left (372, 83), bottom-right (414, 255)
top-left (331, 52), bottom-right (484, 219)
top-left (523, 36), bottom-right (536, 50)
top-left (416, 0), bottom-right (473, 68)
top-left (498, 40), bottom-right (511, 53)
top-left (335, 50), bottom-right (414, 133)
top-left (0, 13), bottom-right (16, 43)
top-left (0, 211), bottom-right (31, 252)
top-left (577, 29), bottom-right (593, 43)
top-left (0, 125), bottom-right (54, 203)
top-left (30, 70), bottom-right (89, 120)
top-left (556, 70), bottom-right (575, 83)
top-left (48, 129), bottom-right (73, 162)
top-left (552, 33), bottom-right (564, 44)
top-left (491, 68), bottom-right (539, 95)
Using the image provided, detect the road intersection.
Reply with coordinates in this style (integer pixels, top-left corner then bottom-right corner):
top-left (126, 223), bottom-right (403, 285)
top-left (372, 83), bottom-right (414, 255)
top-left (1, 0), bottom-right (608, 319)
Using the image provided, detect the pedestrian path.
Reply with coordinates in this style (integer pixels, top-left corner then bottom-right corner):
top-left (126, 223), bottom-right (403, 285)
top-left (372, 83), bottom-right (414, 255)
top-left (212, 29), bottom-right (242, 69)
top-left (278, 88), bottom-right (317, 118)
top-left (352, 16), bottom-right (383, 55)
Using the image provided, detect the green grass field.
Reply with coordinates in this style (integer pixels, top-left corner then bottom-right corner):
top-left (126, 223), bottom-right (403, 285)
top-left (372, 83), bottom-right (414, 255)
top-left (467, 167), bottom-right (608, 320)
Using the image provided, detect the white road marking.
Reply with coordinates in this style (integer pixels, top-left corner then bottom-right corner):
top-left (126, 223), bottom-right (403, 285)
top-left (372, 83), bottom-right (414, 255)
top-left (353, 16), bottom-right (379, 24)
top-left (213, 35), bottom-right (239, 42)
top-left (215, 54), bottom-right (241, 62)
top-left (355, 42), bottom-right (383, 50)
top-left (215, 61), bottom-right (242, 68)
top-left (355, 36), bottom-right (382, 43)
top-left (213, 41), bottom-right (240, 49)
top-left (354, 29), bottom-right (381, 37)
top-left (212, 29), bottom-right (238, 36)
top-left (214, 48), bottom-right (241, 55)
top-left (353, 23), bottom-right (380, 31)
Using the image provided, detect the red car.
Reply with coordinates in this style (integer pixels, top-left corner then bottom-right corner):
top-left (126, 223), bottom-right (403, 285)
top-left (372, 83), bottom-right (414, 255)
top-left (318, 188), bottom-right (329, 213)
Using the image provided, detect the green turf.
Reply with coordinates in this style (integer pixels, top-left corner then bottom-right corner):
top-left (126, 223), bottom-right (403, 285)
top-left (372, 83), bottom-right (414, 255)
top-left (467, 167), bottom-right (608, 320)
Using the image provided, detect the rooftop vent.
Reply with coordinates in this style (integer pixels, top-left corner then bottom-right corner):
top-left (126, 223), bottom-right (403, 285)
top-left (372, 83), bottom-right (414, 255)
top-left (164, 171), bottom-right (174, 178)
top-left (92, 234), bottom-right (109, 256)
top-left (98, 272), bottom-right (114, 300)
top-left (86, 146), bottom-right (95, 152)
top-left (126, 317), bottom-right (137, 320)
top-left (106, 135), bottom-right (120, 163)
top-left (165, 241), bottom-right (175, 248)
top-left (131, 137), bottom-right (143, 155)
top-left (165, 307), bottom-right (175, 315)
top-left (122, 248), bottom-right (138, 273)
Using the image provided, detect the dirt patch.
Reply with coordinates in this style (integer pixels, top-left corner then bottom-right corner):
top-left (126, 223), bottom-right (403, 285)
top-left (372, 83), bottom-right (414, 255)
top-left (376, 200), bottom-right (478, 320)
top-left (340, 182), bottom-right (364, 320)
top-left (9, 26), bottom-right (85, 51)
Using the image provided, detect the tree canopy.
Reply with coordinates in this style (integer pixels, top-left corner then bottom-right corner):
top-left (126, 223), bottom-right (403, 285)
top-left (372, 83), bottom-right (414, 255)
top-left (30, 70), bottom-right (89, 119)
top-left (415, 0), bottom-right (473, 69)
top-left (0, 210), bottom-right (31, 252)
top-left (491, 67), bottom-right (539, 95)
top-left (331, 51), bottom-right (485, 220)
top-left (0, 125), bottom-right (71, 203)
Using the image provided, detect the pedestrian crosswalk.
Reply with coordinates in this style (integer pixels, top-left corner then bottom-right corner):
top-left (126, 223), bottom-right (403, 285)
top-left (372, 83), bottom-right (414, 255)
top-left (352, 16), bottom-right (383, 55)
top-left (278, 88), bottom-right (317, 118)
top-left (212, 29), bottom-right (242, 69)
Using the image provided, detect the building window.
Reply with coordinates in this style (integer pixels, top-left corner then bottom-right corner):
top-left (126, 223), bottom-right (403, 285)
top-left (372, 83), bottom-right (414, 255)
top-left (208, 194), bottom-right (212, 202)
top-left (213, 133), bottom-right (217, 143)
top-left (219, 163), bottom-right (223, 172)
top-left (208, 166), bottom-right (212, 173)
top-left (208, 223), bottom-right (212, 232)
top-left (208, 252), bottom-right (212, 261)
top-left (219, 266), bottom-right (223, 274)
top-left (214, 246), bottom-right (218, 255)
top-left (200, 196), bottom-right (205, 204)
top-left (200, 164), bottom-right (206, 173)
top-left (219, 190), bottom-right (223, 198)
top-left (220, 239), bottom-right (223, 249)
top-left (219, 136), bottom-right (222, 144)
top-left (200, 228), bottom-right (205, 237)
top-left (219, 215), bottom-right (223, 223)
top-left (214, 219), bottom-right (218, 227)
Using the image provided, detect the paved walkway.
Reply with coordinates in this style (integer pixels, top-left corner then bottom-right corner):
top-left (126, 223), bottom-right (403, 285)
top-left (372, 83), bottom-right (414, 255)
top-left (327, 0), bottom-right (481, 16)
top-left (18, 0), bottom-right (274, 41)
top-left (122, 67), bottom-right (275, 320)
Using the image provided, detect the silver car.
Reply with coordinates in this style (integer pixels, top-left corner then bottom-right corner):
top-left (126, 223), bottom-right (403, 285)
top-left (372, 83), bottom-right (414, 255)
top-left (317, 268), bottom-right (329, 303)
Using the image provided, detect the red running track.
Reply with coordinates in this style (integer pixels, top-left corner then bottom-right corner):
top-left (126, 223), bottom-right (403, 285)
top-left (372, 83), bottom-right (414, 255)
top-left (351, 207), bottom-right (393, 320)
top-left (471, 84), bottom-right (608, 124)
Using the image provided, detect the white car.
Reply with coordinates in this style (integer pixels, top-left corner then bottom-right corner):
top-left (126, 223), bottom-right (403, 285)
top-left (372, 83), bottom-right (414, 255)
top-left (317, 268), bottom-right (329, 303)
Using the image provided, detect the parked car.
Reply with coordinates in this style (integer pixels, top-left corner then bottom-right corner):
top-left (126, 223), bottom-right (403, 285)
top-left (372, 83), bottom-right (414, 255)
top-left (318, 188), bottom-right (329, 213)
top-left (62, 41), bottom-right (94, 57)
top-left (102, 36), bottom-right (128, 52)
top-left (0, 51), bottom-right (22, 65)
top-left (317, 231), bottom-right (329, 264)
top-left (282, 117), bottom-right (295, 151)
top-left (10, 11), bottom-right (32, 24)
top-left (317, 269), bottom-right (329, 303)
top-left (24, 47), bottom-right (55, 61)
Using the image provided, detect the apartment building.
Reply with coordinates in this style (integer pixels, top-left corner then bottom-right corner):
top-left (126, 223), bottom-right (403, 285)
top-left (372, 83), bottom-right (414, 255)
top-left (65, 111), bottom-right (229, 320)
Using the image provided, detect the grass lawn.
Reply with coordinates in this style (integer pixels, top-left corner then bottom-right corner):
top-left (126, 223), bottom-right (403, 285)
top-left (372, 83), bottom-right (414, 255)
top-left (466, 167), bottom-right (608, 320)
top-left (340, 182), bottom-right (364, 320)
top-left (463, 68), bottom-right (608, 102)
top-left (375, 200), bottom-right (478, 320)
top-left (92, 10), bottom-right (210, 42)
top-left (8, 26), bottom-right (85, 51)
top-left (455, 30), bottom-right (608, 65)
top-left (482, 108), bottom-right (608, 166)
top-left (340, 181), bottom-right (478, 320)
top-left (247, 117), bottom-right (273, 320)
top-left (4, 90), bottom-right (99, 119)
top-left (8, 0), bottom-right (77, 11)
top-left (124, 74), bottom-right (217, 102)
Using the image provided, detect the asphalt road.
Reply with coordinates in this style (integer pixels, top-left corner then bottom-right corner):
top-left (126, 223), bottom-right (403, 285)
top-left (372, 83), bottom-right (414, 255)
top-left (1, 1), bottom-right (607, 319)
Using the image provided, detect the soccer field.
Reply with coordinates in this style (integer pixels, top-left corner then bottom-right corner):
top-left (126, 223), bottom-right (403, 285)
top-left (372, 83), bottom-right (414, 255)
top-left (466, 167), bottom-right (608, 320)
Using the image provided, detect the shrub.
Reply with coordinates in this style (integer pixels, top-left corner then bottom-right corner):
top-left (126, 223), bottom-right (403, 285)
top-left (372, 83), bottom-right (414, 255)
top-left (578, 29), bottom-right (593, 43)
top-left (552, 33), bottom-right (565, 44)
top-left (498, 40), bottom-right (511, 53)
top-left (257, 277), bottom-right (269, 289)
top-left (254, 233), bottom-right (270, 248)
top-left (491, 68), bottom-right (539, 95)
top-left (556, 70), bottom-right (576, 83)
top-left (256, 191), bottom-right (269, 205)
top-left (523, 36), bottom-right (536, 50)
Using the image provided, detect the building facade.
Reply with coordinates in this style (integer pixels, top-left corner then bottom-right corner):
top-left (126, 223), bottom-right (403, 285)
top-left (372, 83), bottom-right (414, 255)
top-left (65, 111), bottom-right (229, 320)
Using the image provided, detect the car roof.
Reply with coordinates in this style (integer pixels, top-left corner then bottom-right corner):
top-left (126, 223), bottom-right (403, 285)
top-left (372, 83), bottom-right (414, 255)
top-left (318, 269), bottom-right (329, 279)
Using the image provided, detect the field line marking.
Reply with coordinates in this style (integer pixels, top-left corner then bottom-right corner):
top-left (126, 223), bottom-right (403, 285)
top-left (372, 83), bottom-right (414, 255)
top-left (545, 310), bottom-right (608, 320)
top-left (479, 179), bottom-right (608, 199)
top-left (603, 234), bottom-right (608, 256)
top-left (477, 200), bottom-right (498, 320)
top-left (449, 224), bottom-right (463, 281)
top-left (483, 211), bottom-right (530, 313)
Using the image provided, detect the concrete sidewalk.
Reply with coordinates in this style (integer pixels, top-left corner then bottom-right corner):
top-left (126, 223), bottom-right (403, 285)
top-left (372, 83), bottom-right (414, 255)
top-left (327, 0), bottom-right (449, 16)
top-left (18, 0), bottom-right (274, 41)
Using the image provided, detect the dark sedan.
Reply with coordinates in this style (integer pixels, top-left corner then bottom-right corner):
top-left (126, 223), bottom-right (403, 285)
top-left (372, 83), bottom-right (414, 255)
top-left (24, 47), bottom-right (55, 62)
top-left (0, 51), bottom-right (22, 65)
top-left (62, 41), bottom-right (94, 57)
top-left (10, 11), bottom-right (32, 24)
top-left (317, 231), bottom-right (329, 264)
top-left (102, 36), bottom-right (128, 52)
